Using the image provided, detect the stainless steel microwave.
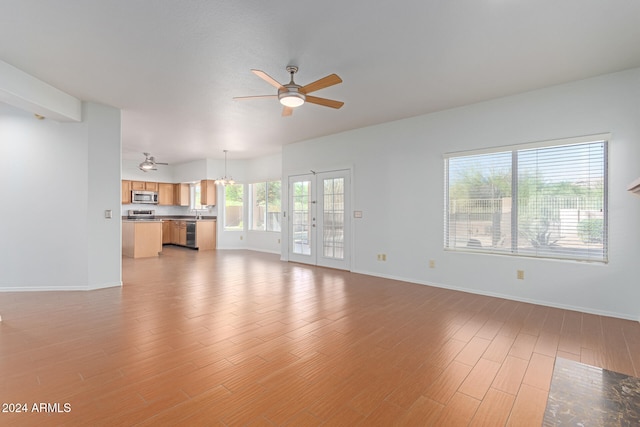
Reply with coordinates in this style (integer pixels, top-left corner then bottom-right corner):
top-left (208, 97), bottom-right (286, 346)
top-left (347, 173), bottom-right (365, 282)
top-left (131, 190), bottom-right (158, 204)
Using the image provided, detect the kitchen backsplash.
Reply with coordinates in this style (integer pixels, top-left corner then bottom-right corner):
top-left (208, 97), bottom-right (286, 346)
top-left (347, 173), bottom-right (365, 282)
top-left (120, 204), bottom-right (217, 217)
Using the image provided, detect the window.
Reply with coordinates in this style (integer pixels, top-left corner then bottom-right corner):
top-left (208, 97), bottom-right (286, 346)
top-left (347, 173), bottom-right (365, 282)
top-left (249, 181), bottom-right (281, 232)
top-left (444, 135), bottom-right (608, 262)
top-left (190, 183), bottom-right (202, 209)
top-left (224, 183), bottom-right (244, 231)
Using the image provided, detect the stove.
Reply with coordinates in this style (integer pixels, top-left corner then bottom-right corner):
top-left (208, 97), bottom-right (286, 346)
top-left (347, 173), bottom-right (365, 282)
top-left (127, 209), bottom-right (156, 220)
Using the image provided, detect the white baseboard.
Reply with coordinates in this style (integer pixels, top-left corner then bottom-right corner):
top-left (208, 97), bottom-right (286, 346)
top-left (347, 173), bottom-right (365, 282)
top-left (351, 268), bottom-right (639, 322)
top-left (0, 281), bottom-right (122, 292)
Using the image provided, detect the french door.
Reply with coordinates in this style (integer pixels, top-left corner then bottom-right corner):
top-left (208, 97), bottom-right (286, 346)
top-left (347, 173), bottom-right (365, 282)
top-left (288, 170), bottom-right (351, 270)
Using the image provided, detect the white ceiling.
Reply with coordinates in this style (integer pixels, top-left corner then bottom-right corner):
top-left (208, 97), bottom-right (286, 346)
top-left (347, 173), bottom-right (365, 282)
top-left (2, 1), bottom-right (640, 164)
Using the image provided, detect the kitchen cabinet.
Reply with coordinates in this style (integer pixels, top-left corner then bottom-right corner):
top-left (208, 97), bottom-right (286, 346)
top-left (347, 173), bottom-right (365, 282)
top-left (122, 221), bottom-right (162, 258)
top-left (196, 220), bottom-right (216, 250)
top-left (122, 180), bottom-right (131, 204)
top-left (162, 220), bottom-right (172, 244)
top-left (174, 183), bottom-right (189, 206)
top-left (171, 220), bottom-right (187, 246)
top-left (144, 182), bottom-right (158, 191)
top-left (158, 183), bottom-right (174, 206)
top-left (131, 181), bottom-right (145, 190)
top-left (200, 180), bottom-right (217, 206)
top-left (131, 180), bottom-right (159, 192)
top-left (164, 219), bottom-right (215, 249)
top-left (122, 181), bottom-right (191, 206)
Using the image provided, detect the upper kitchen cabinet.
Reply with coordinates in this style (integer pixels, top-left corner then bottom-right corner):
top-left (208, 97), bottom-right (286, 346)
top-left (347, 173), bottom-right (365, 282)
top-left (144, 182), bottom-right (158, 191)
top-left (158, 183), bottom-right (174, 206)
top-left (200, 180), bottom-right (217, 206)
top-left (122, 180), bottom-right (132, 204)
top-left (131, 181), bottom-right (158, 191)
top-left (174, 183), bottom-right (189, 206)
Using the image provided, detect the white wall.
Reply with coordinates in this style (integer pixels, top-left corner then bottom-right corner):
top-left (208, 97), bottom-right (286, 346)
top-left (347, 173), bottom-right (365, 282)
top-left (282, 68), bottom-right (640, 320)
top-left (0, 101), bottom-right (122, 290)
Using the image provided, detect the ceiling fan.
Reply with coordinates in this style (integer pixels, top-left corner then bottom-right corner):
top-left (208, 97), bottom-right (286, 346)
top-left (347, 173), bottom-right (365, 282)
top-left (234, 66), bottom-right (344, 116)
top-left (139, 152), bottom-right (168, 172)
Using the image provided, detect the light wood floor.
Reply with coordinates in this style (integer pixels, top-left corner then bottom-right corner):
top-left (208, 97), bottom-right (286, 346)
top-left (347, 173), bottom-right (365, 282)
top-left (1, 247), bottom-right (639, 426)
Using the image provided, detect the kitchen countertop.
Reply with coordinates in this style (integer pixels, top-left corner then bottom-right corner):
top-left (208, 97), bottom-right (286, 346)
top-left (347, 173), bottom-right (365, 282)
top-left (121, 216), bottom-right (216, 222)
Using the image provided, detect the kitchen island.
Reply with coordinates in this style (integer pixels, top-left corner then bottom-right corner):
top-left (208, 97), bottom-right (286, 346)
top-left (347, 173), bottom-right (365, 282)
top-left (122, 220), bottom-right (162, 258)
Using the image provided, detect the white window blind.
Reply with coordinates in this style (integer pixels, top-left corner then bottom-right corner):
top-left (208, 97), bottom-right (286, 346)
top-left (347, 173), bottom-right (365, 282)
top-left (444, 136), bottom-right (608, 262)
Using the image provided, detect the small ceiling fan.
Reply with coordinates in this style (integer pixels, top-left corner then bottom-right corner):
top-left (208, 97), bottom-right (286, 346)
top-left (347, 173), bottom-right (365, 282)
top-left (139, 152), bottom-right (168, 172)
top-left (234, 66), bottom-right (344, 116)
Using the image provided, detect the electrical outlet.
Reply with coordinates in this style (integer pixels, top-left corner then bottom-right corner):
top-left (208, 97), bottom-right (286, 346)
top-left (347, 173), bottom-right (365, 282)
top-left (429, 259), bottom-right (435, 268)
top-left (240, 235), bottom-right (243, 240)
top-left (517, 270), bottom-right (524, 280)
top-left (277, 238), bottom-right (281, 244)
top-left (377, 254), bottom-right (387, 261)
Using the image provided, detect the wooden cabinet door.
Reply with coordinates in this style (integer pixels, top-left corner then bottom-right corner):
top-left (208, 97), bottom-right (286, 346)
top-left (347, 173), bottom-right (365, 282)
top-left (145, 182), bottom-right (159, 191)
top-left (171, 221), bottom-right (178, 244)
top-left (158, 183), bottom-right (174, 206)
top-left (196, 221), bottom-right (216, 250)
top-left (162, 221), bottom-right (172, 244)
top-left (178, 222), bottom-right (187, 246)
top-left (171, 221), bottom-right (186, 245)
top-left (122, 180), bottom-right (132, 204)
top-left (200, 180), bottom-right (217, 206)
top-left (174, 183), bottom-right (190, 206)
top-left (131, 181), bottom-right (145, 190)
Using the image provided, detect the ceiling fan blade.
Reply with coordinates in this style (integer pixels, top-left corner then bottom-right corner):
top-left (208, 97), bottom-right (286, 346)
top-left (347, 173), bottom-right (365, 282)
top-left (305, 95), bottom-right (344, 109)
top-left (282, 106), bottom-right (293, 117)
top-left (155, 162), bottom-right (169, 165)
top-left (251, 69), bottom-right (284, 89)
top-left (301, 74), bottom-right (342, 94)
top-left (233, 95), bottom-right (278, 100)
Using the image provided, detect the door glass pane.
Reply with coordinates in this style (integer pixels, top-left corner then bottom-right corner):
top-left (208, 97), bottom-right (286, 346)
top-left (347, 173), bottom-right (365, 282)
top-left (322, 178), bottom-right (345, 260)
top-left (292, 180), bottom-right (311, 255)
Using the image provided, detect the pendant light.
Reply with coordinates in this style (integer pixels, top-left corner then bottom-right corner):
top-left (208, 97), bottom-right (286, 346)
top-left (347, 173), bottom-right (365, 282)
top-left (215, 150), bottom-right (235, 186)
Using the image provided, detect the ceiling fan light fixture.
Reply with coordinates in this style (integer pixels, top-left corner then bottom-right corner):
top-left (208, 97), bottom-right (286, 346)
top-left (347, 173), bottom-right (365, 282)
top-left (139, 161), bottom-right (154, 170)
top-left (235, 66), bottom-right (343, 115)
top-left (278, 89), bottom-right (306, 108)
top-left (138, 153), bottom-right (167, 172)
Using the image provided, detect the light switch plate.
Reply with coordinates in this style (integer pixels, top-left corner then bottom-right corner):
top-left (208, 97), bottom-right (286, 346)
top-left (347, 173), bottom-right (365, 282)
top-left (105, 209), bottom-right (112, 219)
top-left (354, 210), bottom-right (363, 218)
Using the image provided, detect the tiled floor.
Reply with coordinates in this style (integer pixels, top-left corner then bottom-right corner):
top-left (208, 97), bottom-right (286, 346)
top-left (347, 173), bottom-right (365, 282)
top-left (1, 247), bottom-right (639, 425)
